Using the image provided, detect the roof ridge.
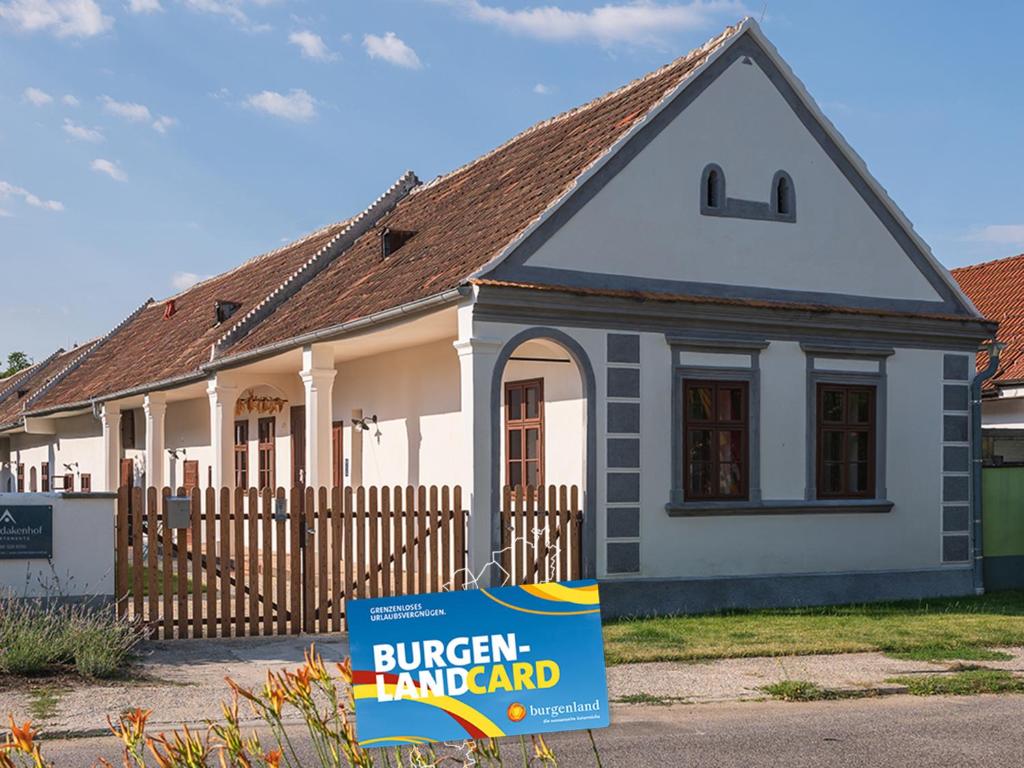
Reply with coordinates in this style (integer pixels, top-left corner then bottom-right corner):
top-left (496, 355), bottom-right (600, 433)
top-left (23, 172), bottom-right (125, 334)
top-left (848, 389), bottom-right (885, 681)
top-left (158, 219), bottom-right (354, 304)
top-left (212, 171), bottom-right (421, 356)
top-left (413, 20), bottom-right (746, 196)
top-left (951, 252), bottom-right (1024, 275)
top-left (23, 299), bottom-right (152, 411)
top-left (0, 349), bottom-right (63, 405)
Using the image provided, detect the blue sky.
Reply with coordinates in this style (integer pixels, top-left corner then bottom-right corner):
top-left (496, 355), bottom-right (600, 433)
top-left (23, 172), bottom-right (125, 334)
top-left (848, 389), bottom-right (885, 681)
top-left (2, 0), bottom-right (1022, 360)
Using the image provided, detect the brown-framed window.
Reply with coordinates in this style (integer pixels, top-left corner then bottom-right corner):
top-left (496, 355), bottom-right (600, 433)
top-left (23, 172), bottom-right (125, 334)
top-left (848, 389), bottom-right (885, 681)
top-left (183, 460), bottom-right (199, 493)
top-left (121, 409), bottom-right (136, 450)
top-left (234, 420), bottom-right (249, 489)
top-left (80, 474), bottom-right (91, 493)
top-left (40, 462), bottom-right (49, 492)
top-left (64, 473), bottom-right (74, 492)
top-left (504, 378), bottom-right (544, 488)
top-left (16, 463), bottom-right (24, 493)
top-left (816, 383), bottom-right (876, 499)
top-left (332, 421), bottom-right (345, 489)
top-left (683, 380), bottom-right (749, 500)
top-left (257, 417), bottom-right (276, 491)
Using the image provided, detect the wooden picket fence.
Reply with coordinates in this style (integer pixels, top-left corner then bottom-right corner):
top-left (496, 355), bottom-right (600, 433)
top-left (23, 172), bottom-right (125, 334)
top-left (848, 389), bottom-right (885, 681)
top-left (500, 485), bottom-right (583, 585)
top-left (115, 485), bottom-right (467, 639)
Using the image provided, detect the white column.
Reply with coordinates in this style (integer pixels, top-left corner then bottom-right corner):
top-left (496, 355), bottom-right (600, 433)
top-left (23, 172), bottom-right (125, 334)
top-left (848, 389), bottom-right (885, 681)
top-left (300, 344), bottom-right (336, 489)
top-left (100, 403), bottom-right (121, 492)
top-left (207, 377), bottom-right (239, 490)
top-left (143, 392), bottom-right (167, 490)
top-left (454, 327), bottom-right (503, 582)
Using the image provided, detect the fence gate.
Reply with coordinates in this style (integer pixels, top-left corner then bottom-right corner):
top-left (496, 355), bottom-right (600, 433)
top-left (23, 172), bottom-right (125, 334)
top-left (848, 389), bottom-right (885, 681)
top-left (500, 485), bottom-right (583, 585)
top-left (115, 485), bottom-right (467, 639)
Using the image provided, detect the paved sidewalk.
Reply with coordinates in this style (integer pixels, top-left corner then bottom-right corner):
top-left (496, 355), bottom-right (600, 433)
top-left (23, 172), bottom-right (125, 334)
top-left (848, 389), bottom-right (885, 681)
top-left (2, 637), bottom-right (1023, 736)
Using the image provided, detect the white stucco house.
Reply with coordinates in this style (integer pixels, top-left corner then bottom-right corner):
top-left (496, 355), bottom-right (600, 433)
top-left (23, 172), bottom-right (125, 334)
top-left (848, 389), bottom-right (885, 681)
top-left (0, 20), bottom-right (996, 615)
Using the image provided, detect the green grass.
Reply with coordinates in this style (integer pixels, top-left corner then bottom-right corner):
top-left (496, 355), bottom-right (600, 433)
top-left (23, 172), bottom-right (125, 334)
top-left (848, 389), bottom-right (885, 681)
top-left (27, 686), bottom-right (63, 720)
top-left (761, 680), bottom-right (836, 702)
top-left (885, 645), bottom-right (1013, 662)
top-left (126, 565), bottom-right (194, 596)
top-left (888, 669), bottom-right (1024, 696)
top-left (603, 591), bottom-right (1024, 665)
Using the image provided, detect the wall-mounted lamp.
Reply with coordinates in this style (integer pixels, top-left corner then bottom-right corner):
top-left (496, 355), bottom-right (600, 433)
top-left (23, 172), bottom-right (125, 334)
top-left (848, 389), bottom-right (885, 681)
top-left (167, 448), bottom-right (187, 460)
top-left (62, 462), bottom-right (78, 473)
top-left (352, 414), bottom-right (381, 439)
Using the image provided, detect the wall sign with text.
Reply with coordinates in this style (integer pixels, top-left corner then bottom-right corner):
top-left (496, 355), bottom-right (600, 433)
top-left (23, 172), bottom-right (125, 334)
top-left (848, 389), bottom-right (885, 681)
top-left (0, 505), bottom-right (53, 559)
top-left (348, 580), bottom-right (609, 748)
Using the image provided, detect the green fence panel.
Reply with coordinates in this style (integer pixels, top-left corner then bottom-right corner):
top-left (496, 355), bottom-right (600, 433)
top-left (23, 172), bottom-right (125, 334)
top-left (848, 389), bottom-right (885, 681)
top-left (982, 467), bottom-right (1024, 558)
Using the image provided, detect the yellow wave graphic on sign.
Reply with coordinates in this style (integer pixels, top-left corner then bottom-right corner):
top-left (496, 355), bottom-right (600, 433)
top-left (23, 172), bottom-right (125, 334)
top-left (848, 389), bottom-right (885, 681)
top-left (354, 682), bottom-right (506, 743)
top-left (479, 588), bottom-right (600, 616)
top-left (520, 582), bottom-right (600, 605)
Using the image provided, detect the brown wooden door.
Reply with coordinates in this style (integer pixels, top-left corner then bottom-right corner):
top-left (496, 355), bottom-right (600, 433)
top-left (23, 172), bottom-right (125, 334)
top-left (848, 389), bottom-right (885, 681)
top-left (291, 405), bottom-right (306, 487)
top-left (332, 421), bottom-right (344, 489)
top-left (120, 458), bottom-right (134, 489)
top-left (183, 460), bottom-right (199, 492)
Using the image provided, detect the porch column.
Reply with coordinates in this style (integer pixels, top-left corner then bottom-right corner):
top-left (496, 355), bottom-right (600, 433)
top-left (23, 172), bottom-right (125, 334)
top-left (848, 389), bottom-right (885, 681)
top-left (100, 403), bottom-right (121, 492)
top-left (454, 332), bottom-right (503, 584)
top-left (300, 344), bottom-right (336, 489)
top-left (207, 377), bottom-right (239, 490)
top-left (143, 392), bottom-right (167, 490)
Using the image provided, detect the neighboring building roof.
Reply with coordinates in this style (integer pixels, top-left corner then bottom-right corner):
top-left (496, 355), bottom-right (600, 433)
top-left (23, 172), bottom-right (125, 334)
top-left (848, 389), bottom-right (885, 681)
top-left (952, 253), bottom-right (1024, 386)
top-left (0, 344), bottom-right (96, 428)
top-left (29, 222), bottom-right (349, 412)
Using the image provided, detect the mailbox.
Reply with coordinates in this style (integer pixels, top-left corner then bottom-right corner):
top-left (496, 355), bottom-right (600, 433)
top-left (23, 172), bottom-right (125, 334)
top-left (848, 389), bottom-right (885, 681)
top-left (273, 497), bottom-right (288, 522)
top-left (166, 497), bottom-right (191, 529)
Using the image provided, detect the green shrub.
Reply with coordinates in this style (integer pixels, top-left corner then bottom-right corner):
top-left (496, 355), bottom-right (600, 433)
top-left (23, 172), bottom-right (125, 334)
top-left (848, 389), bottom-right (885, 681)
top-left (0, 592), bottom-right (142, 678)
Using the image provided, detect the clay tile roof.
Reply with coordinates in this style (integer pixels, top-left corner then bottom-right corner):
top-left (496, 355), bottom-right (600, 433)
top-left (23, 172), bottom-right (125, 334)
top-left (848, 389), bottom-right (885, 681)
top-left (952, 254), bottom-right (1024, 387)
top-left (29, 222), bottom-right (349, 411)
top-left (0, 344), bottom-right (96, 427)
top-left (223, 21), bottom-right (746, 355)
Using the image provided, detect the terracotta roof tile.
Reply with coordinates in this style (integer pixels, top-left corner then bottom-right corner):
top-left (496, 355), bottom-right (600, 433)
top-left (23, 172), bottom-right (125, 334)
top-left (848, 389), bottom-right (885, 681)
top-left (952, 254), bottom-right (1024, 387)
top-left (0, 345), bottom-right (96, 427)
top-left (225, 23), bottom-right (744, 354)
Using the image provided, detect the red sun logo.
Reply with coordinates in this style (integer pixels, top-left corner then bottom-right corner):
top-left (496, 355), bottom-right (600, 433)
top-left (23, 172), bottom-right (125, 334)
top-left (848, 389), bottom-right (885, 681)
top-left (507, 702), bottom-right (526, 722)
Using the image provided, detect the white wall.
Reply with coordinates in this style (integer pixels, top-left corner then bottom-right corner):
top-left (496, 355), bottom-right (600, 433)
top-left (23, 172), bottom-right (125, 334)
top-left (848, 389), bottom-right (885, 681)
top-left (523, 54), bottom-right (942, 303)
top-left (333, 338), bottom-right (464, 488)
top-left (0, 493), bottom-right (114, 599)
top-left (8, 414), bottom-right (104, 493)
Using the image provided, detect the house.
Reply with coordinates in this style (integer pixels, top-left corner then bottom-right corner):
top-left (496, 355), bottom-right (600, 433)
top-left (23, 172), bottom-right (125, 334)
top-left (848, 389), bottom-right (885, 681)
top-left (952, 254), bottom-right (1024, 462)
top-left (0, 19), bottom-right (996, 615)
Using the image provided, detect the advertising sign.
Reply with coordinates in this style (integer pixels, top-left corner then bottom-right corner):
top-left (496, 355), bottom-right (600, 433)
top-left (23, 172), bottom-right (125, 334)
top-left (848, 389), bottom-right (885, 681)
top-left (0, 505), bottom-right (53, 559)
top-left (348, 580), bottom-right (608, 748)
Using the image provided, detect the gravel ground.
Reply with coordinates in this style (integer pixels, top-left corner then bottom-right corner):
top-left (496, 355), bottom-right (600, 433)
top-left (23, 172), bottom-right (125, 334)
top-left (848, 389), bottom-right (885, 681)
top-left (2, 637), bottom-right (1024, 735)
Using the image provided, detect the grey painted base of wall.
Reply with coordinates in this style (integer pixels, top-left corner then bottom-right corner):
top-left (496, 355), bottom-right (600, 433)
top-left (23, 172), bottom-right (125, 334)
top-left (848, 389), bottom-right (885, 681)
top-left (598, 568), bottom-right (974, 619)
top-left (983, 556), bottom-right (1024, 591)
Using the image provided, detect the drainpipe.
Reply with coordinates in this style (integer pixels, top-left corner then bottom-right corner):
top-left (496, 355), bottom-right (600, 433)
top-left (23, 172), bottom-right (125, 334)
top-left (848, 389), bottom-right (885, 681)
top-left (971, 340), bottom-right (1004, 595)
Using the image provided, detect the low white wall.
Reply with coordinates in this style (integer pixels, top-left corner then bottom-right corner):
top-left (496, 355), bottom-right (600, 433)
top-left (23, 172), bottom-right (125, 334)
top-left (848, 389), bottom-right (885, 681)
top-left (8, 414), bottom-right (105, 493)
top-left (0, 492), bottom-right (115, 599)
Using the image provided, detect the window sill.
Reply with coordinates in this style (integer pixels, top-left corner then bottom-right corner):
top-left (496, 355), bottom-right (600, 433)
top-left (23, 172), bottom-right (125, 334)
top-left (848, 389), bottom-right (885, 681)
top-left (665, 499), bottom-right (894, 517)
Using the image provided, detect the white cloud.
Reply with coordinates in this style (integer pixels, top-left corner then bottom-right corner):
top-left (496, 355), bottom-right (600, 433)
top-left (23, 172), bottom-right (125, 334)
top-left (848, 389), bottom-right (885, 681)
top-left (245, 88), bottom-right (316, 121)
top-left (61, 93), bottom-right (79, 106)
top-left (965, 225), bottom-right (1024, 248)
top-left (434, 0), bottom-right (745, 46)
top-left (533, 82), bottom-right (551, 94)
top-left (90, 158), bottom-right (127, 182)
top-left (126, 0), bottom-right (161, 12)
top-left (289, 29), bottom-right (334, 61)
top-left (151, 114), bottom-right (176, 133)
top-left (0, 180), bottom-right (63, 211)
top-left (363, 32), bottom-right (422, 69)
top-left (181, 0), bottom-right (270, 32)
top-left (101, 94), bottom-right (151, 121)
top-left (0, 0), bottom-right (113, 38)
top-left (63, 117), bottom-right (103, 142)
top-left (171, 271), bottom-right (208, 290)
top-left (23, 86), bottom-right (52, 106)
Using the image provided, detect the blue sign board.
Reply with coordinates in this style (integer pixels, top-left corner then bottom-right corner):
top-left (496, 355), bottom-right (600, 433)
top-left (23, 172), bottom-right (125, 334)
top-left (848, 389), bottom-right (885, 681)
top-left (0, 505), bottom-right (53, 559)
top-left (348, 580), bottom-right (609, 748)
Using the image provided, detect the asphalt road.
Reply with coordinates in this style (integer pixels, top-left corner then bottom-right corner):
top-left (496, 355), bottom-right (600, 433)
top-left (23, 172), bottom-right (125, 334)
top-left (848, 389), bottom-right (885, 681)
top-left (37, 696), bottom-right (1024, 767)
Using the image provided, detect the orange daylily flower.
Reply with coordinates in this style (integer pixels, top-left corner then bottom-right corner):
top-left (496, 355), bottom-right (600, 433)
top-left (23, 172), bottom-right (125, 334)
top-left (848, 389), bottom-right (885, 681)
top-left (263, 748), bottom-right (282, 768)
top-left (6, 717), bottom-right (36, 753)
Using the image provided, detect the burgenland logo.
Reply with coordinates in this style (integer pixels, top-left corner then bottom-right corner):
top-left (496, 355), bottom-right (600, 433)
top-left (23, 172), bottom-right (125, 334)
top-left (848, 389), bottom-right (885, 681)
top-left (506, 702), bottom-right (526, 722)
top-left (0, 510), bottom-right (15, 524)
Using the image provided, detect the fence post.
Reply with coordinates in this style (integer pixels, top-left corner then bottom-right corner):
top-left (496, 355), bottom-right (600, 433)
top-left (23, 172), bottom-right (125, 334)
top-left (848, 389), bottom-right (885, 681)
top-left (115, 486), bottom-right (129, 619)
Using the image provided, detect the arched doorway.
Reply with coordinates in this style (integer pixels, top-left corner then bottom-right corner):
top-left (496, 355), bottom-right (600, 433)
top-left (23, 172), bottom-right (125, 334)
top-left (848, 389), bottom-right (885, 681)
top-left (490, 328), bottom-right (596, 580)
